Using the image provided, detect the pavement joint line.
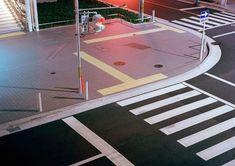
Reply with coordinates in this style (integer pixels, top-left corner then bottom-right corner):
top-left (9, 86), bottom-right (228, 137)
top-left (156, 23), bottom-right (185, 33)
top-left (70, 153), bottom-right (104, 166)
top-left (83, 27), bottom-right (167, 44)
top-left (0, 31), bottom-right (25, 39)
top-left (74, 51), bottom-right (134, 83)
top-left (98, 73), bottom-right (167, 96)
top-left (63, 116), bottom-right (134, 166)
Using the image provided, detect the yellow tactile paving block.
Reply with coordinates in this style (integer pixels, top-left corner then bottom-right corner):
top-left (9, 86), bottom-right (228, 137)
top-left (0, 32), bottom-right (25, 39)
top-left (98, 73), bottom-right (168, 96)
top-left (84, 27), bottom-right (167, 44)
top-left (79, 51), bottom-right (135, 82)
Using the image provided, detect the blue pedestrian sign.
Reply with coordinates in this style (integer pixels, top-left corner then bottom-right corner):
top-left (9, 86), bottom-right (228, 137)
top-left (200, 10), bottom-right (209, 22)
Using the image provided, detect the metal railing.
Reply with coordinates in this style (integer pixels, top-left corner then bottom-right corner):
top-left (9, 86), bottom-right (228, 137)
top-left (38, 19), bottom-right (75, 29)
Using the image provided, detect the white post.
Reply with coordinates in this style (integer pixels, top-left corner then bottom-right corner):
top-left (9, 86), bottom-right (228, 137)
top-left (200, 21), bottom-right (206, 61)
top-left (38, 92), bottom-right (43, 112)
top-left (25, 0), bottom-right (33, 32)
top-left (85, 81), bottom-right (89, 100)
top-left (152, 10), bottom-right (155, 22)
top-left (33, 0), bottom-right (39, 31)
top-left (75, 0), bottom-right (82, 94)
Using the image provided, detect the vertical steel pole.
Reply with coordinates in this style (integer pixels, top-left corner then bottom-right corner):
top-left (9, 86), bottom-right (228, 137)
top-left (75, 0), bottom-right (82, 94)
top-left (33, 0), bottom-right (39, 31)
top-left (25, 0), bottom-right (33, 32)
top-left (139, 0), bottom-right (144, 22)
top-left (200, 21), bottom-right (205, 61)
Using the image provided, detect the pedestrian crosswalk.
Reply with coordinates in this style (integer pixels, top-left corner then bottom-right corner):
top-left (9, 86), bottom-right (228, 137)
top-left (172, 11), bottom-right (235, 31)
top-left (116, 82), bottom-right (235, 165)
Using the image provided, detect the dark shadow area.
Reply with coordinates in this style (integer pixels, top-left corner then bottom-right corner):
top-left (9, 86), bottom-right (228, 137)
top-left (0, 109), bottom-right (38, 112)
top-left (53, 96), bottom-right (84, 100)
top-left (0, 85), bottom-right (78, 93)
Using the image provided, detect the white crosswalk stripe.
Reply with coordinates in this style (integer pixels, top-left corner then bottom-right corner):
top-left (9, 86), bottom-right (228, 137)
top-left (117, 82), bottom-right (235, 164)
top-left (214, 12), bottom-right (235, 20)
top-left (117, 84), bottom-right (186, 107)
top-left (172, 20), bottom-right (202, 30)
top-left (177, 117), bottom-right (235, 147)
top-left (210, 13), bottom-right (235, 22)
top-left (160, 105), bottom-right (234, 135)
top-left (196, 136), bottom-right (235, 161)
top-left (222, 11), bottom-right (235, 17)
top-left (172, 12), bottom-right (235, 31)
top-left (129, 90), bottom-right (201, 115)
top-left (223, 159), bottom-right (235, 166)
top-left (144, 97), bottom-right (217, 125)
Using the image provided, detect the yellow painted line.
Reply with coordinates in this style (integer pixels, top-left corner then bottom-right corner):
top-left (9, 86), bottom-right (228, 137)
top-left (84, 27), bottom-right (166, 44)
top-left (0, 31), bottom-right (25, 39)
top-left (157, 23), bottom-right (185, 33)
top-left (77, 51), bottom-right (134, 82)
top-left (98, 73), bottom-right (168, 96)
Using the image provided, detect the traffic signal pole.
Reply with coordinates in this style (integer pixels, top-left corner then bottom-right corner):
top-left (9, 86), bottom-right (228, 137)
top-left (74, 0), bottom-right (82, 94)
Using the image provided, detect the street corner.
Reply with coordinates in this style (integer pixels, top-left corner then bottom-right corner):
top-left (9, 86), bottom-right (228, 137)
top-left (75, 21), bottom-right (208, 97)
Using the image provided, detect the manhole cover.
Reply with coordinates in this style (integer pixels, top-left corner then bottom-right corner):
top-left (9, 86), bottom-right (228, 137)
top-left (114, 61), bottom-right (126, 66)
top-left (154, 64), bottom-right (163, 68)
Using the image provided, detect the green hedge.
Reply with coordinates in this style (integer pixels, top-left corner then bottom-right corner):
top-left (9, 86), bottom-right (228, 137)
top-left (38, 0), bottom-right (141, 28)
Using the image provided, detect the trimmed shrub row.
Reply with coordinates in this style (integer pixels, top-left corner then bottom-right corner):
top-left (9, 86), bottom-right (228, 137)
top-left (38, 0), bottom-right (141, 28)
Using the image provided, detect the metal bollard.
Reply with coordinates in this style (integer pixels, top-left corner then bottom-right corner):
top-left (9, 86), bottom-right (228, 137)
top-left (152, 10), bottom-right (156, 22)
top-left (85, 81), bottom-right (89, 100)
top-left (38, 92), bottom-right (43, 112)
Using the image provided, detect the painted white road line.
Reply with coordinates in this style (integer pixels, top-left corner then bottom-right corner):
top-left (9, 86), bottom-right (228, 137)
top-left (63, 117), bottom-right (134, 166)
top-left (144, 97), bottom-right (217, 125)
top-left (212, 31), bottom-right (235, 38)
top-left (172, 20), bottom-right (202, 30)
top-left (181, 18), bottom-right (212, 28)
top-left (177, 117), bottom-right (235, 147)
top-left (117, 84), bottom-right (186, 107)
top-left (129, 90), bottom-right (201, 115)
top-left (214, 13), bottom-right (235, 20)
top-left (196, 136), bottom-right (235, 161)
top-left (70, 154), bottom-right (104, 166)
top-left (183, 82), bottom-right (235, 108)
top-left (222, 11), bottom-right (235, 17)
top-left (205, 73), bottom-right (235, 87)
top-left (160, 105), bottom-right (234, 135)
top-left (209, 14), bottom-right (234, 22)
top-left (189, 16), bottom-right (220, 26)
top-left (223, 159), bottom-right (235, 166)
top-left (208, 16), bottom-right (230, 24)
